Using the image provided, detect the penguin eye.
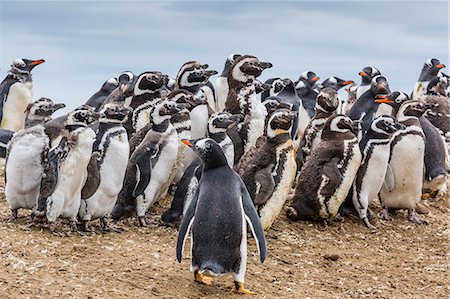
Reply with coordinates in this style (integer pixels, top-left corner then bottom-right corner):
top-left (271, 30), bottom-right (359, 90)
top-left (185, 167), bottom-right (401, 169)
top-left (395, 98), bottom-right (401, 103)
top-left (218, 116), bottom-right (225, 122)
top-left (166, 103), bottom-right (174, 109)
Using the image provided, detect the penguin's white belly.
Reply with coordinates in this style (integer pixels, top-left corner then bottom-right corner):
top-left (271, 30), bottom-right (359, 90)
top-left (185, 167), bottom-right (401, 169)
top-left (83, 136), bottom-right (129, 219)
top-left (259, 148), bottom-right (297, 230)
top-left (356, 85), bottom-right (370, 100)
top-left (135, 108), bottom-right (151, 132)
top-left (359, 148), bottom-right (391, 202)
top-left (190, 105), bottom-right (208, 139)
top-left (294, 105), bottom-right (310, 149)
top-left (200, 86), bottom-right (216, 112)
top-left (215, 77), bottom-right (228, 112)
top-left (245, 101), bottom-right (267, 152)
top-left (380, 135), bottom-right (424, 209)
top-left (1, 82), bottom-right (33, 131)
top-left (5, 134), bottom-right (47, 209)
top-left (412, 82), bottom-right (427, 101)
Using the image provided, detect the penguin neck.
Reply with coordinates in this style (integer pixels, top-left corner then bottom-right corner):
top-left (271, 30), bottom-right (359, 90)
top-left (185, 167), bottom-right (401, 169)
top-left (8, 68), bottom-right (32, 82)
top-left (180, 84), bottom-right (201, 95)
top-left (202, 153), bottom-right (229, 171)
top-left (25, 114), bottom-right (50, 128)
top-left (278, 83), bottom-right (296, 98)
top-left (130, 91), bottom-right (161, 109)
top-left (151, 118), bottom-right (171, 133)
top-left (209, 131), bottom-right (227, 144)
top-left (98, 119), bottom-right (123, 131)
top-left (171, 113), bottom-right (191, 135)
top-left (418, 68), bottom-right (438, 82)
top-left (66, 123), bottom-right (88, 132)
top-left (322, 129), bottom-right (355, 141)
top-left (267, 131), bottom-right (291, 144)
top-left (190, 104), bottom-right (209, 139)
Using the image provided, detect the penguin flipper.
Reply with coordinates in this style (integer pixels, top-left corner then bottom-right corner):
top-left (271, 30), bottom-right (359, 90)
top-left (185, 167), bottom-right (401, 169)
top-left (321, 157), bottom-right (343, 196)
top-left (254, 163), bottom-right (275, 206)
top-left (241, 181), bottom-right (267, 263)
top-left (81, 151), bottom-right (101, 199)
top-left (132, 146), bottom-right (155, 197)
top-left (383, 164), bottom-right (395, 192)
top-left (176, 187), bottom-right (199, 263)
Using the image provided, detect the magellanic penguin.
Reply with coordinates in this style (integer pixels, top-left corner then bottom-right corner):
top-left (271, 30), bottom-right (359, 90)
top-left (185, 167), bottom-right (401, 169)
top-left (260, 77), bottom-right (291, 101)
top-left (236, 109), bottom-right (297, 230)
top-left (376, 100), bottom-right (433, 224)
top-left (85, 77), bottom-right (119, 111)
top-left (216, 54), bottom-right (242, 112)
top-left (286, 115), bottom-right (361, 222)
top-left (111, 100), bottom-right (183, 226)
top-left (78, 103), bottom-right (131, 232)
top-left (295, 71), bottom-right (320, 118)
top-left (225, 55), bottom-right (272, 160)
top-left (352, 115), bottom-right (404, 230)
top-left (42, 106), bottom-right (100, 232)
top-left (355, 66), bottom-right (381, 100)
top-left (412, 58), bottom-right (445, 101)
top-left (0, 58), bottom-right (45, 131)
top-left (319, 76), bottom-right (354, 91)
top-left (161, 112), bottom-right (240, 224)
top-left (176, 138), bottom-right (266, 295)
top-left (297, 87), bottom-right (339, 170)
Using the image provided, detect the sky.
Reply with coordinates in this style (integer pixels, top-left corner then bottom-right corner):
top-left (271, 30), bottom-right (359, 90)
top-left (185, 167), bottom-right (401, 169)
top-left (0, 1), bottom-right (448, 114)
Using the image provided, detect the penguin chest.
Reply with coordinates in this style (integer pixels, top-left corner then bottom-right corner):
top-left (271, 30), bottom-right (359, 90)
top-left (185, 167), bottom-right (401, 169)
top-left (2, 82), bottom-right (33, 131)
top-left (215, 77), bottom-right (228, 111)
top-left (133, 104), bottom-right (152, 132)
top-left (190, 106), bottom-right (208, 139)
top-left (245, 100), bottom-right (267, 152)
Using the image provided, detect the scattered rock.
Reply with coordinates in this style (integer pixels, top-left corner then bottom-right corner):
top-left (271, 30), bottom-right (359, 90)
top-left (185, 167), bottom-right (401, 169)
top-left (324, 253), bottom-right (340, 261)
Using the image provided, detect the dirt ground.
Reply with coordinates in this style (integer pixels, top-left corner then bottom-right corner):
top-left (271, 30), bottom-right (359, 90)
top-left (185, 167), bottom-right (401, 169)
top-left (0, 173), bottom-right (448, 299)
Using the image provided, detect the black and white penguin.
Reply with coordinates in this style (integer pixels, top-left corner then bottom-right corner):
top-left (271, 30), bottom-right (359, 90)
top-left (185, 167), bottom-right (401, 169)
top-left (236, 109), bottom-right (297, 229)
top-left (41, 106), bottom-right (100, 232)
top-left (117, 71), bottom-right (135, 85)
top-left (111, 100), bottom-right (182, 226)
top-left (352, 115), bottom-right (404, 230)
top-left (24, 97), bottom-right (66, 128)
top-left (377, 100), bottom-right (432, 224)
top-left (216, 54), bottom-right (242, 112)
top-left (0, 58), bottom-right (45, 131)
top-left (295, 71), bottom-right (320, 118)
top-left (348, 75), bottom-right (391, 134)
top-left (297, 87), bottom-right (339, 170)
top-left (412, 58), bottom-right (446, 101)
top-left (320, 76), bottom-right (354, 91)
top-left (355, 66), bottom-right (381, 100)
top-left (253, 79), bottom-right (272, 95)
top-left (225, 55), bottom-right (272, 160)
top-left (176, 138), bottom-right (266, 294)
top-left (78, 103), bottom-right (131, 232)
top-left (85, 77), bottom-right (119, 111)
top-left (286, 115), bottom-right (361, 222)
top-left (260, 78), bottom-right (291, 101)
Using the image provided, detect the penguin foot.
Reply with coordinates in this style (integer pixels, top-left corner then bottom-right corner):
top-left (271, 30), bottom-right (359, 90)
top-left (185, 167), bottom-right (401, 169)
top-left (407, 209), bottom-right (428, 225)
top-left (234, 281), bottom-right (255, 295)
top-left (100, 217), bottom-right (122, 233)
top-left (4, 209), bottom-right (18, 222)
top-left (362, 217), bottom-right (378, 231)
top-left (138, 216), bottom-right (147, 227)
top-left (82, 221), bottom-right (93, 232)
top-left (194, 270), bottom-right (213, 285)
top-left (49, 223), bottom-right (66, 237)
top-left (379, 209), bottom-right (392, 221)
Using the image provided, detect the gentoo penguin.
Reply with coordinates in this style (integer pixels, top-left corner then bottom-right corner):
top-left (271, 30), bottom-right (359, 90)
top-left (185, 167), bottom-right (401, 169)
top-left (85, 77), bottom-right (119, 111)
top-left (161, 112), bottom-right (240, 223)
top-left (419, 76), bottom-right (450, 135)
top-left (297, 87), bottom-right (339, 170)
top-left (348, 75), bottom-right (391, 134)
top-left (216, 54), bottom-right (242, 112)
top-left (352, 115), bottom-right (404, 230)
top-left (42, 106), bottom-right (100, 232)
top-left (295, 71), bottom-right (320, 118)
top-left (286, 115), bottom-right (361, 222)
top-left (412, 58), bottom-right (445, 101)
top-left (377, 100), bottom-right (433, 224)
top-left (111, 100), bottom-right (182, 225)
top-left (0, 58), bottom-right (45, 131)
top-left (355, 66), bottom-right (381, 100)
top-left (320, 77), bottom-right (354, 91)
top-left (260, 78), bottom-right (291, 101)
top-left (236, 109), bottom-right (297, 229)
top-left (176, 138), bottom-right (266, 294)
top-left (78, 103), bottom-right (131, 232)
top-left (225, 55), bottom-right (272, 160)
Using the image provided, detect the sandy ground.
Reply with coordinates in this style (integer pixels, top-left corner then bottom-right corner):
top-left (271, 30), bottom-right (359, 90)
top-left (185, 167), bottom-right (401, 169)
top-left (0, 174), bottom-right (448, 298)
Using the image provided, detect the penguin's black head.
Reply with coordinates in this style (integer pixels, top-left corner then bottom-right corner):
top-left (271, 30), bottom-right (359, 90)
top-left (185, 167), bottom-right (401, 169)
top-left (101, 103), bottom-right (132, 122)
top-left (398, 101), bottom-right (436, 119)
top-left (221, 53), bottom-right (242, 76)
top-left (316, 87), bottom-right (339, 113)
top-left (101, 77), bottom-right (120, 93)
top-left (264, 78), bottom-right (289, 95)
top-left (208, 112), bottom-right (241, 134)
top-left (370, 75), bottom-right (390, 95)
top-left (422, 58), bottom-right (445, 77)
top-left (166, 89), bottom-right (196, 110)
top-left (359, 66), bottom-right (381, 84)
top-left (67, 105), bottom-right (101, 127)
top-left (322, 77), bottom-right (354, 91)
top-left (262, 97), bottom-right (292, 115)
top-left (298, 71), bottom-right (320, 87)
top-left (267, 109), bottom-right (295, 138)
top-left (134, 71), bottom-right (167, 94)
top-left (181, 138), bottom-right (228, 169)
top-left (11, 58), bottom-right (45, 73)
top-left (370, 115), bottom-right (405, 135)
top-left (116, 71), bottom-right (135, 85)
top-left (254, 79), bottom-right (272, 94)
top-left (375, 91), bottom-right (410, 112)
top-left (426, 76), bottom-right (448, 96)
top-left (231, 55), bottom-right (272, 82)
top-left (325, 114), bottom-right (354, 134)
top-left (177, 61), bottom-right (218, 87)
top-left (26, 97), bottom-right (66, 118)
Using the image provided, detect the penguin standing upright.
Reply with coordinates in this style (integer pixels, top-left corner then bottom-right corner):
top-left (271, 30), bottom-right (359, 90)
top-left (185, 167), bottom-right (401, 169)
top-left (419, 76), bottom-right (450, 135)
top-left (286, 115), bottom-right (361, 222)
top-left (0, 58), bottom-right (45, 131)
top-left (216, 54), bottom-right (242, 112)
top-left (355, 66), bottom-right (381, 100)
top-left (236, 109), bottom-right (297, 229)
top-left (78, 103), bottom-right (131, 232)
top-left (412, 58), bottom-right (445, 101)
top-left (85, 77), bottom-right (119, 111)
top-left (295, 71), bottom-right (320, 117)
top-left (352, 115), bottom-right (404, 230)
top-left (176, 138), bottom-right (266, 295)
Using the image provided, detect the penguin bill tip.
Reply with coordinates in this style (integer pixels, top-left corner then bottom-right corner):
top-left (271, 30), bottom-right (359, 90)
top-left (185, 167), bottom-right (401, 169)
top-left (181, 139), bottom-right (193, 147)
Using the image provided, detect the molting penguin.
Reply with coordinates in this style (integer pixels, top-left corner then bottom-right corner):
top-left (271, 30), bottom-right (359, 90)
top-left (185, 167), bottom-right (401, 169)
top-left (419, 76), bottom-right (450, 135)
top-left (176, 138), bottom-right (266, 294)
top-left (287, 115), bottom-right (361, 222)
top-left (216, 54), bottom-right (242, 112)
top-left (85, 77), bottom-right (119, 111)
top-left (412, 58), bottom-right (445, 101)
top-left (111, 100), bottom-right (182, 226)
top-left (377, 100), bottom-right (432, 224)
top-left (0, 58), bottom-right (45, 131)
top-left (343, 84), bottom-right (357, 115)
top-left (320, 77), bottom-right (354, 91)
top-left (42, 106), bottom-right (100, 232)
top-left (78, 103), bottom-right (131, 232)
top-left (295, 71), bottom-right (320, 118)
top-left (352, 115), bottom-right (404, 230)
top-left (236, 109), bottom-right (297, 230)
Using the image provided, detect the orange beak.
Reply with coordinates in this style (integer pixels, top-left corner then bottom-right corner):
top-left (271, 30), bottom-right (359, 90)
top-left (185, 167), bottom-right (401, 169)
top-left (436, 63), bottom-right (445, 69)
top-left (359, 71), bottom-right (367, 77)
top-left (343, 80), bottom-right (354, 85)
top-left (31, 59), bottom-right (45, 65)
top-left (374, 95), bottom-right (393, 103)
top-left (181, 139), bottom-right (193, 147)
top-left (311, 76), bottom-right (320, 81)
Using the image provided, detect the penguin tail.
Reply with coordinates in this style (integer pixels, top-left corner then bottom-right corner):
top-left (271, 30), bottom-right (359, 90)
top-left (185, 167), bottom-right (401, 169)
top-left (199, 262), bottom-right (225, 276)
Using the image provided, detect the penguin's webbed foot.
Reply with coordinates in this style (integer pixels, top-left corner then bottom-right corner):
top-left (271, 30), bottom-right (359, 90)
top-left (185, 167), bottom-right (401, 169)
top-left (234, 281), bottom-right (255, 295)
top-left (138, 216), bottom-right (147, 227)
top-left (100, 217), bottom-right (123, 233)
top-left (4, 209), bottom-right (18, 222)
top-left (379, 208), bottom-right (392, 221)
top-left (407, 209), bottom-right (428, 225)
top-left (194, 270), bottom-right (213, 285)
top-left (82, 220), bottom-right (93, 232)
top-left (362, 217), bottom-right (378, 231)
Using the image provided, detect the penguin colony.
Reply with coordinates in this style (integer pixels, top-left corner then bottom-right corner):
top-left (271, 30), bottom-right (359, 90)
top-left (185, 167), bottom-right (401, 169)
top-left (0, 56), bottom-right (448, 294)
